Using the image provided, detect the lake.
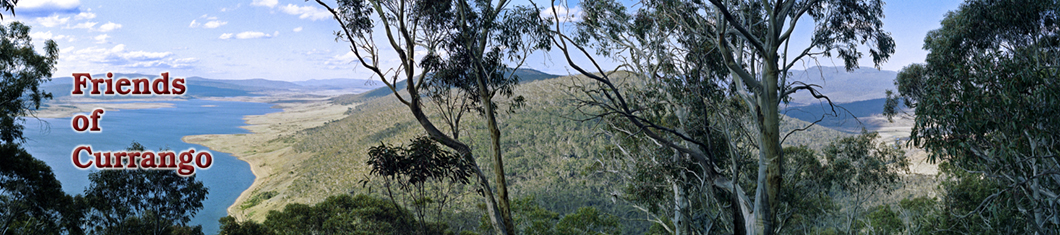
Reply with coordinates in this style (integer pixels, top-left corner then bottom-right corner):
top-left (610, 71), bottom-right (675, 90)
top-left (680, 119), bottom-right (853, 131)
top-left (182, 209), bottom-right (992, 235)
top-left (23, 99), bottom-right (277, 235)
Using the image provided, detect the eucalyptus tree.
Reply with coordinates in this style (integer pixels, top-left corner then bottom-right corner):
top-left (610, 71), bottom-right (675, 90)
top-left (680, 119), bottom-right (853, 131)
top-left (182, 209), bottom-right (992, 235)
top-left (0, 21), bottom-right (57, 144)
top-left (314, 1), bottom-right (549, 234)
top-left (0, 18), bottom-right (71, 235)
top-left (0, 143), bottom-right (74, 234)
top-left (366, 136), bottom-right (474, 233)
top-left (82, 142), bottom-right (208, 235)
top-left (885, 0), bottom-right (1059, 233)
top-left (548, 0), bottom-right (894, 234)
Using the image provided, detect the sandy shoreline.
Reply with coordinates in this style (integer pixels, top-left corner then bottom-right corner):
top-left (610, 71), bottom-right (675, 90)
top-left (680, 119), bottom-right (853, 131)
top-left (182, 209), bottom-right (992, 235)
top-left (182, 96), bottom-right (355, 222)
top-left (36, 101), bottom-right (176, 119)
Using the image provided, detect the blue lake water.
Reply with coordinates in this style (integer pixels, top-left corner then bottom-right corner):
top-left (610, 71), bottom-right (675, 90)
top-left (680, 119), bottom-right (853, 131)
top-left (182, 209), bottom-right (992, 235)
top-left (23, 99), bottom-right (278, 235)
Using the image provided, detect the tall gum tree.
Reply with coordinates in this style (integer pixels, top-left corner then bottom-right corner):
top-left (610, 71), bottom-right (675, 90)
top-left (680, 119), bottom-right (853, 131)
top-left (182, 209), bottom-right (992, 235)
top-left (885, 0), bottom-right (1059, 232)
top-left (548, 0), bottom-right (894, 234)
top-left (315, 1), bottom-right (548, 234)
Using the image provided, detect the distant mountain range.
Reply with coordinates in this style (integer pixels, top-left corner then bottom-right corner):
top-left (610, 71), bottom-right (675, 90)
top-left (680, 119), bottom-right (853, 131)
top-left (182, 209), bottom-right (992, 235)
top-left (785, 66), bottom-right (898, 106)
top-left (330, 68), bottom-right (561, 104)
top-left (43, 67), bottom-right (900, 133)
top-left (780, 66), bottom-right (903, 132)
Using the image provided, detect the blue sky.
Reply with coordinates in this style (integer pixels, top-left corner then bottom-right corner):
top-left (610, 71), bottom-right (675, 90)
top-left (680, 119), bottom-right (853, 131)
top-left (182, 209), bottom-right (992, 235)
top-left (7, 0), bottom-right (964, 81)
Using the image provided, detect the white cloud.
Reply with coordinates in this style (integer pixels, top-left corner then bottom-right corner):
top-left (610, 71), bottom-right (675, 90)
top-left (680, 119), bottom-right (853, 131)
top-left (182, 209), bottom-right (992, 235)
top-left (36, 15), bottom-right (70, 27)
top-left (66, 21), bottom-right (97, 29)
top-left (94, 34), bottom-right (109, 44)
top-left (127, 57), bottom-right (197, 68)
top-left (251, 0), bottom-right (278, 8)
top-left (222, 31), bottom-right (276, 39)
top-left (29, 31), bottom-right (71, 41)
top-left (293, 27), bottom-right (303, 32)
top-left (203, 21), bottom-right (227, 28)
top-left (14, 0), bottom-right (80, 14)
top-left (325, 51), bottom-right (363, 69)
top-left (279, 4), bottom-right (330, 21)
top-left (108, 44), bottom-right (125, 53)
top-left (122, 50), bottom-right (172, 61)
top-left (63, 44), bottom-right (196, 69)
top-left (190, 15), bottom-right (226, 29)
top-left (97, 22), bottom-right (122, 32)
top-left (74, 12), bottom-right (96, 20)
top-left (542, 5), bottom-right (583, 23)
top-left (221, 4), bottom-right (241, 12)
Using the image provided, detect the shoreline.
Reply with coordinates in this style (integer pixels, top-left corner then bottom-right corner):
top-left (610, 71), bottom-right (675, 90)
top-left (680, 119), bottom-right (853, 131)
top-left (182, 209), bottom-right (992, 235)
top-left (182, 96), bottom-right (355, 222)
top-left (36, 101), bottom-right (177, 119)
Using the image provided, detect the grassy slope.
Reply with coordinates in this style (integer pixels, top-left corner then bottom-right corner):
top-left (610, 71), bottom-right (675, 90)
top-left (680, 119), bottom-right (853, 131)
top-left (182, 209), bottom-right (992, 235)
top-left (227, 72), bottom-right (852, 232)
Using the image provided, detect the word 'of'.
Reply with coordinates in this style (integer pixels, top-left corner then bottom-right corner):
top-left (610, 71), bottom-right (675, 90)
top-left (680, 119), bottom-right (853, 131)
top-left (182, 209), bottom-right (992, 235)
top-left (71, 108), bottom-right (104, 132)
top-left (72, 146), bottom-right (213, 177)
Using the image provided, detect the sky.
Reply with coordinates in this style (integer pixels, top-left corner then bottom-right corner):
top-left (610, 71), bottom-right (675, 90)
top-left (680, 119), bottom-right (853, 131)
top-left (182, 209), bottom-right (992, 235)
top-left (5, 0), bottom-right (965, 82)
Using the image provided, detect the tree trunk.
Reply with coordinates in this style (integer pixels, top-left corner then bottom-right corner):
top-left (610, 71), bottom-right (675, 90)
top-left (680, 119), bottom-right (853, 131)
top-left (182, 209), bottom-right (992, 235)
top-left (476, 74), bottom-right (516, 235)
top-left (673, 179), bottom-right (691, 235)
top-left (406, 80), bottom-right (510, 235)
top-left (754, 63), bottom-right (783, 235)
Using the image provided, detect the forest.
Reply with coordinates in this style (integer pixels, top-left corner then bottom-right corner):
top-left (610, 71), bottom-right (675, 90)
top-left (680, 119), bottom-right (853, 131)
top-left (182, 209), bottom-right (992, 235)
top-left (1, 0), bottom-right (1058, 234)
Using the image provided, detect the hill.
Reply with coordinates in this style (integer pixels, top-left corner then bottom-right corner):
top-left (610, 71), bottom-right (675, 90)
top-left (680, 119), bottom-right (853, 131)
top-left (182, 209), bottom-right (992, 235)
top-left (785, 66), bottom-right (898, 106)
top-left (783, 98), bottom-right (910, 133)
top-left (199, 70), bottom-right (850, 233)
top-left (330, 68), bottom-right (561, 104)
top-left (293, 78), bottom-right (379, 90)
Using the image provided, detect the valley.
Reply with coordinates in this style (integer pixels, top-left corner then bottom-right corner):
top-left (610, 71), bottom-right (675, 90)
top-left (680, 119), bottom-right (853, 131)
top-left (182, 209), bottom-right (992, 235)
top-left (35, 68), bottom-right (937, 233)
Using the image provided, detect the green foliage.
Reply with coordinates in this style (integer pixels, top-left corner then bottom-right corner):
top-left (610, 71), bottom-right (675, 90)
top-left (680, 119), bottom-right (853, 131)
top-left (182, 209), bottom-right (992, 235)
top-left (367, 137), bottom-right (473, 190)
top-left (477, 196), bottom-right (620, 235)
top-left (0, 21), bottom-right (73, 234)
top-left (96, 211), bottom-right (205, 235)
top-left (291, 71), bottom-right (856, 234)
top-left (878, 164), bottom-right (1031, 235)
top-left (897, 196), bottom-right (939, 235)
top-left (864, 205), bottom-right (902, 235)
top-left (366, 136), bottom-right (474, 232)
top-left (0, 21), bottom-right (58, 143)
top-left (561, 0), bottom-right (897, 233)
top-left (219, 216), bottom-right (275, 235)
top-left (775, 132), bottom-right (910, 234)
top-left (220, 194), bottom-right (450, 235)
top-left (360, 121), bottom-right (412, 145)
top-left (556, 206), bottom-right (621, 235)
top-left (886, 0), bottom-right (1059, 232)
top-left (930, 162), bottom-right (1028, 234)
top-left (776, 146), bottom-right (838, 234)
top-left (241, 191), bottom-right (278, 210)
top-left (821, 130), bottom-right (908, 193)
top-left (507, 196), bottom-right (559, 234)
top-left (0, 143), bottom-right (78, 234)
top-left (291, 74), bottom-right (644, 232)
top-left (324, 1), bottom-right (555, 233)
top-left (81, 142), bottom-right (208, 235)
